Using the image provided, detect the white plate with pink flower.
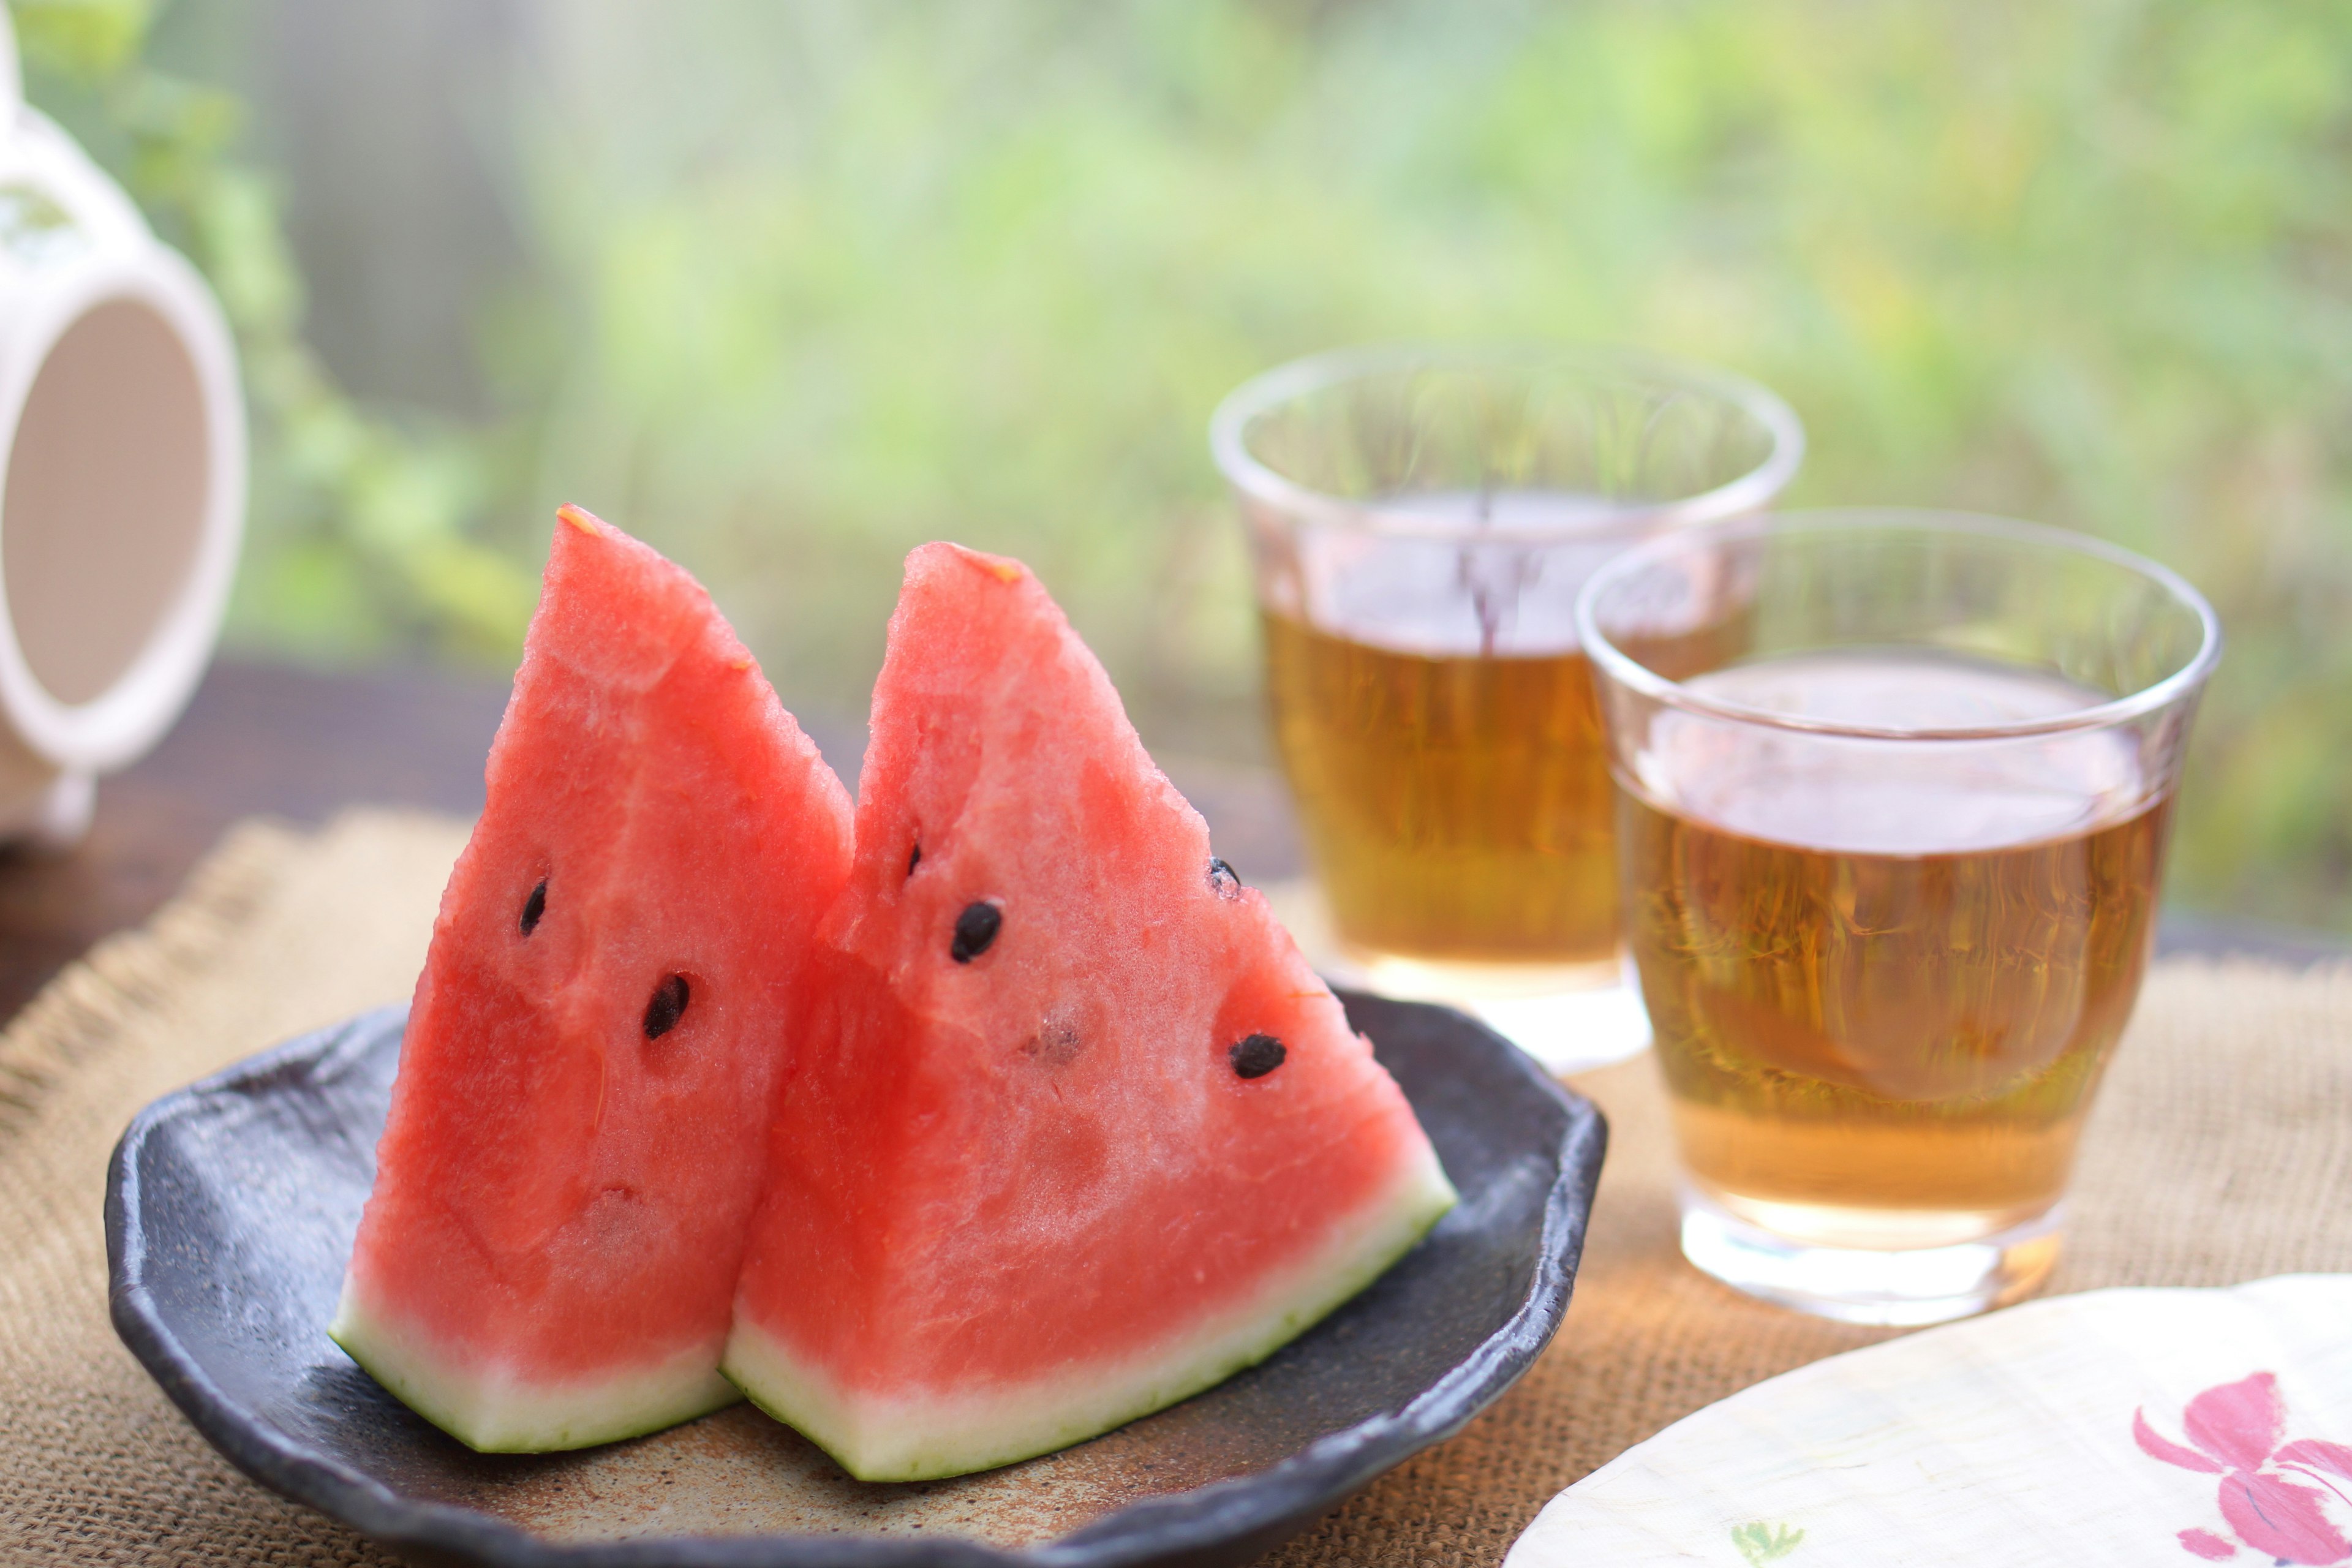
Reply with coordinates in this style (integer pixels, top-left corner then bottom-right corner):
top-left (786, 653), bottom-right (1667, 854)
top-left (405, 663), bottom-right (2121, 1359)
top-left (1509, 1275), bottom-right (2352, 1566)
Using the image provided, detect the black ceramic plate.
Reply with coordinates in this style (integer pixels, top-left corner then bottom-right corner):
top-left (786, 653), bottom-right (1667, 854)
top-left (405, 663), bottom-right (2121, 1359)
top-left (108, 992), bottom-right (1605, 1568)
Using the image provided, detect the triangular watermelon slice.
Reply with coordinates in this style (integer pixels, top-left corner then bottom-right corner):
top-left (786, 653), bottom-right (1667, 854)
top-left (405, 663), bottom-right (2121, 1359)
top-left (723, 543), bottom-right (1458, 1482)
top-left (332, 505), bottom-right (854, 1452)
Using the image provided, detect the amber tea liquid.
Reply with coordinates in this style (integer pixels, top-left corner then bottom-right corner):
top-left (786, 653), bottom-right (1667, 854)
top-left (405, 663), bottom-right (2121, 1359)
top-left (1621, 650), bottom-right (2169, 1251)
top-left (1263, 611), bottom-right (1619, 968)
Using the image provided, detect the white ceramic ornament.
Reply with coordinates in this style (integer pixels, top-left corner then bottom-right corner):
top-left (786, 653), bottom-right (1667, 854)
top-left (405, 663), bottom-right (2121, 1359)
top-left (1509, 1275), bottom-right (2352, 1567)
top-left (0, 4), bottom-right (244, 846)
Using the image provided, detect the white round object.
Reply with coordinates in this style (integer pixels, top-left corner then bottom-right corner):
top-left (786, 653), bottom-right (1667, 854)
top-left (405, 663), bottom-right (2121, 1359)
top-left (0, 24), bottom-right (245, 841)
top-left (1508, 1275), bottom-right (2352, 1567)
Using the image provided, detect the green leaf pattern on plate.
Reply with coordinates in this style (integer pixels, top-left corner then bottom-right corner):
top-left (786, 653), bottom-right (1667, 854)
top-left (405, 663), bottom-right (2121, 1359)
top-left (1732, 1521), bottom-right (1806, 1564)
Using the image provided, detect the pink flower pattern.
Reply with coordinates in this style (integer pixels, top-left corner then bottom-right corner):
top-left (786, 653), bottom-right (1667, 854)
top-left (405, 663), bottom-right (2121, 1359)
top-left (2135, 1372), bottom-right (2352, 1565)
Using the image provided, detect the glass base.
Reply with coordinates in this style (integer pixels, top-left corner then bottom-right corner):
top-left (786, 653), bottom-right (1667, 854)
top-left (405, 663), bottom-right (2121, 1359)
top-left (1678, 1185), bottom-right (2063, 1327)
top-left (1258, 879), bottom-right (1653, 1076)
top-left (1442, 970), bottom-right (1652, 1077)
top-left (1348, 949), bottom-right (1623, 1001)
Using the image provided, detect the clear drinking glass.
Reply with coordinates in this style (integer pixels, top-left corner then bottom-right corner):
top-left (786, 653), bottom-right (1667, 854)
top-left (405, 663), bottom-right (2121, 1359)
top-left (1578, 510), bottom-right (2220, 1324)
top-left (1211, 345), bottom-right (1803, 1073)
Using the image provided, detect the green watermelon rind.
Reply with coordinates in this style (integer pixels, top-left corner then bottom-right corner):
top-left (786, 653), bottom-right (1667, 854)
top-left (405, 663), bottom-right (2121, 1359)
top-left (719, 1144), bottom-right (1459, 1483)
top-left (328, 1280), bottom-right (742, 1453)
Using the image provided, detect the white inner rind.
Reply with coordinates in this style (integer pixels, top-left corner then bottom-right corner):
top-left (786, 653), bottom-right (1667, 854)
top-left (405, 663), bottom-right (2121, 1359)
top-left (328, 1279), bottom-right (741, 1453)
top-left (720, 1144), bottom-right (1459, 1482)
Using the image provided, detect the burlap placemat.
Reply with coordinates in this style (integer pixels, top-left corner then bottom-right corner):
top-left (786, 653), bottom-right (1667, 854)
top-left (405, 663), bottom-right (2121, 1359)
top-left (2, 810), bottom-right (2346, 1567)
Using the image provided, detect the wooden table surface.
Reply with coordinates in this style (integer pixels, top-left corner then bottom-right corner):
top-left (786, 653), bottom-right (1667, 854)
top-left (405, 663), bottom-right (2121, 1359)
top-left (0, 658), bottom-right (2338, 1030)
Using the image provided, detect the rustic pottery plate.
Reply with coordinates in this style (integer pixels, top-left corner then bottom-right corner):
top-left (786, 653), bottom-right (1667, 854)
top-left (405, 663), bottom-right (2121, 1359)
top-left (108, 991), bottom-right (1604, 1568)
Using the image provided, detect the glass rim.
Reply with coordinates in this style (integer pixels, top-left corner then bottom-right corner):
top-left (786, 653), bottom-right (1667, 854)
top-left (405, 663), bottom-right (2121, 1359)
top-left (1574, 508), bottom-right (2225, 742)
top-left (1207, 341), bottom-right (1806, 544)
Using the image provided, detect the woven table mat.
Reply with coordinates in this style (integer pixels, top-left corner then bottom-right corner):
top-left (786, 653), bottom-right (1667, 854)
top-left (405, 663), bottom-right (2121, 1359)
top-left (2, 810), bottom-right (2348, 1567)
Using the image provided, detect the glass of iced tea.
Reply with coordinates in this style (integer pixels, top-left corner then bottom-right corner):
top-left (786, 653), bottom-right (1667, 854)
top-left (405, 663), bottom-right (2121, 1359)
top-left (1578, 511), bottom-right (2220, 1324)
top-left (1210, 346), bottom-right (1802, 1070)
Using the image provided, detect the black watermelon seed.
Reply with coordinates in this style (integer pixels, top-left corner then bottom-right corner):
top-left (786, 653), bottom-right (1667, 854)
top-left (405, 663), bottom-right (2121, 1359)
top-left (907, 843), bottom-right (922, 877)
top-left (519, 880), bottom-right (548, 936)
top-left (1207, 858), bottom-right (1241, 898)
top-left (951, 902), bottom-right (1002, 963)
top-left (643, 974), bottom-right (690, 1040)
top-left (1229, 1033), bottom-right (1286, 1079)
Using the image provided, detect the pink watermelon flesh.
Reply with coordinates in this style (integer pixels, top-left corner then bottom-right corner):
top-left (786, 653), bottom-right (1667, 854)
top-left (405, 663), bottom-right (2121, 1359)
top-left (723, 543), bottom-right (1458, 1482)
top-left (331, 505), bottom-right (854, 1452)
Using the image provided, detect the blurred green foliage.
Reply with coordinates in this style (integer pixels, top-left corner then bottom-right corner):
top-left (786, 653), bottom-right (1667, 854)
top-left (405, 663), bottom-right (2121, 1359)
top-left (21, 0), bottom-right (2352, 927)
top-left (15, 0), bottom-right (538, 662)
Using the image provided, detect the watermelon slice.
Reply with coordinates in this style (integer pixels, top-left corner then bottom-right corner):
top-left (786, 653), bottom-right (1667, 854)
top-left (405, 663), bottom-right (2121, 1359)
top-left (723, 543), bottom-right (1458, 1482)
top-left (331, 505), bottom-right (854, 1452)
